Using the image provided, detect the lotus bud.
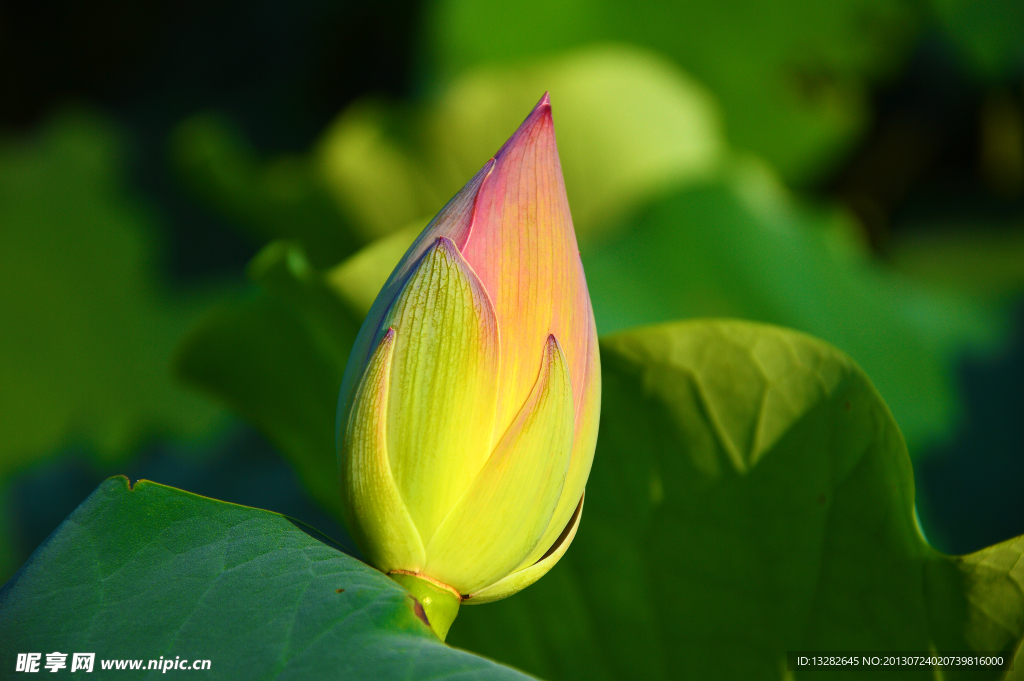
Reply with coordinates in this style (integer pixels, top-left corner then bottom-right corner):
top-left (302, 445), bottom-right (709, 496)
top-left (337, 94), bottom-right (600, 640)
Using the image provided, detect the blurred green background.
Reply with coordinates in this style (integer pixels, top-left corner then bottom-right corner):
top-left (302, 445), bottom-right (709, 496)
top-left (0, 0), bottom-right (1021, 604)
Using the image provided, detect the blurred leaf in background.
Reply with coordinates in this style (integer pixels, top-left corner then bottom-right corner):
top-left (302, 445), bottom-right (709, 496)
top-left (0, 110), bottom-right (234, 583)
top-left (350, 45), bottom-right (726, 246)
top-left (171, 45), bottom-right (724, 251)
top-left (423, 0), bottom-right (921, 185)
top-left (0, 111), bottom-right (224, 477)
top-left (930, 0), bottom-right (1024, 79)
top-left (182, 44), bottom-right (1007, 457)
top-left (0, 489), bottom-right (17, 579)
top-left (175, 241), bottom-right (362, 525)
top-left (890, 223), bottom-right (1024, 299)
top-left (170, 113), bottom-right (359, 268)
top-left (582, 157), bottom-right (1006, 455)
top-left (315, 102), bottom-right (448, 243)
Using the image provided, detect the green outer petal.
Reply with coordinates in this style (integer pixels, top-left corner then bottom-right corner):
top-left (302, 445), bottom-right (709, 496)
top-left (425, 335), bottom-right (574, 594)
top-left (390, 573), bottom-right (462, 642)
top-left (466, 492), bottom-right (585, 605)
top-left (382, 236), bottom-right (500, 546)
top-left (340, 328), bottom-right (426, 572)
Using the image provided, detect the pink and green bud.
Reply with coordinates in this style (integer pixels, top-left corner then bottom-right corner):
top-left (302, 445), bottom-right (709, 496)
top-left (336, 94), bottom-right (600, 640)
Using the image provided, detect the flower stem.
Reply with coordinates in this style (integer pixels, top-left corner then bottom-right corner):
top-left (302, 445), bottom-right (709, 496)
top-left (389, 572), bottom-right (461, 641)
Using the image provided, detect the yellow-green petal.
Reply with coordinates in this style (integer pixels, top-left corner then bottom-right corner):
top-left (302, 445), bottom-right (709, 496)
top-left (383, 236), bottom-right (500, 546)
top-left (516, 311), bottom-right (600, 570)
top-left (339, 328), bottom-right (425, 572)
top-left (466, 493), bottom-right (585, 605)
top-left (424, 335), bottom-right (574, 594)
top-left (336, 160), bottom-right (491, 438)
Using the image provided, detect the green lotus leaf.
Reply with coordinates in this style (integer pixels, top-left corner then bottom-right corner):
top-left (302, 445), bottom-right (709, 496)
top-left (447, 319), bottom-right (1024, 680)
top-left (0, 477), bottom-right (532, 680)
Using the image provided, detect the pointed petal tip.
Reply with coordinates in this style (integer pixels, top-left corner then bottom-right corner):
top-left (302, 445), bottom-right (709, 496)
top-left (493, 93), bottom-right (555, 163)
top-left (541, 335), bottom-right (568, 384)
top-left (545, 334), bottom-right (562, 356)
top-left (526, 92), bottom-right (553, 125)
top-left (434, 235), bottom-right (457, 250)
top-left (369, 325), bottom-right (396, 361)
top-left (428, 235), bottom-right (463, 260)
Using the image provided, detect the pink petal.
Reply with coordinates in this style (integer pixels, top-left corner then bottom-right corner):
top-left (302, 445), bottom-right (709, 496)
top-left (459, 94), bottom-right (594, 445)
